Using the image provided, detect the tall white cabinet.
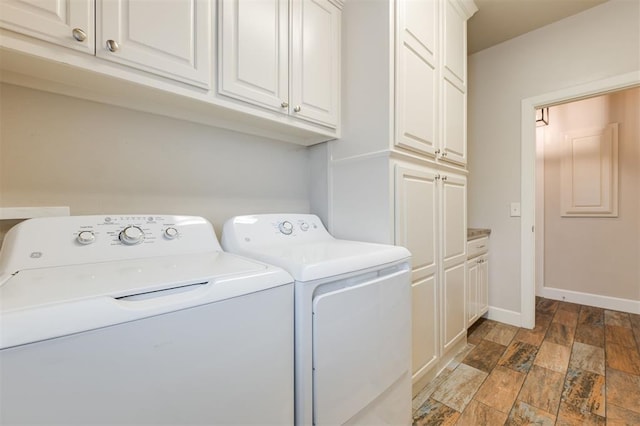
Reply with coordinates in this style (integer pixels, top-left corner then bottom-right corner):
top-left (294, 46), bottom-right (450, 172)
top-left (329, 0), bottom-right (476, 395)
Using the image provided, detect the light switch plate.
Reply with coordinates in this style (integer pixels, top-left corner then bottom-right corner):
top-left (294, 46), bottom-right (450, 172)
top-left (510, 202), bottom-right (521, 217)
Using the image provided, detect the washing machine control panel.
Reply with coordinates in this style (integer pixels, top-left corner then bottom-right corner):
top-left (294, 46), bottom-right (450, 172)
top-left (0, 215), bottom-right (221, 273)
top-left (72, 215), bottom-right (186, 247)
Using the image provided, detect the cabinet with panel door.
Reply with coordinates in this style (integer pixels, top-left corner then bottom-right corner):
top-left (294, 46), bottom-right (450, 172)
top-left (218, 0), bottom-right (341, 128)
top-left (0, 0), bottom-right (341, 145)
top-left (0, 0), bottom-right (210, 88)
top-left (329, 0), bottom-right (476, 395)
top-left (394, 164), bottom-right (467, 389)
top-left (396, 0), bottom-right (471, 166)
top-left (0, 0), bottom-right (95, 54)
top-left (467, 236), bottom-right (489, 326)
top-left (332, 0), bottom-right (474, 166)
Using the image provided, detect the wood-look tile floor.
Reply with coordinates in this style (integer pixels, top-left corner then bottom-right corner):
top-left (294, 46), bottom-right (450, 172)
top-left (412, 297), bottom-right (640, 425)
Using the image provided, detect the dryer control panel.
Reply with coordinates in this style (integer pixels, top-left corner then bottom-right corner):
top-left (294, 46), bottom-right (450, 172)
top-left (221, 214), bottom-right (331, 251)
top-left (0, 215), bottom-right (220, 275)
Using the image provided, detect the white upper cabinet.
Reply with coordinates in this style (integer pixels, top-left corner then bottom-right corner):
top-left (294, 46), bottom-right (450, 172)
top-left (290, 0), bottom-right (341, 128)
top-left (395, 0), bottom-right (438, 156)
top-left (219, 0), bottom-right (288, 111)
top-left (393, 0), bottom-right (475, 166)
top-left (219, 0), bottom-right (341, 128)
top-left (443, 0), bottom-right (465, 85)
top-left (0, 0), bottom-right (94, 54)
top-left (97, 0), bottom-right (211, 89)
top-left (0, 0), bottom-right (340, 144)
top-left (440, 0), bottom-right (470, 166)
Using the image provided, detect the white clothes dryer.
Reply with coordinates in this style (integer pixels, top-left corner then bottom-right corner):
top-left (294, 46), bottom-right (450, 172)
top-left (0, 215), bottom-right (294, 425)
top-left (222, 214), bottom-right (412, 425)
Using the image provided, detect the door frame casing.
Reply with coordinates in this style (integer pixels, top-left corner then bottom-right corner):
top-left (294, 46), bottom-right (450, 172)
top-left (519, 71), bottom-right (640, 329)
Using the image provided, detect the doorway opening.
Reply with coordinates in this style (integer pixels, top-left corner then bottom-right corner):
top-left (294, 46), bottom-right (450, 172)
top-left (520, 71), bottom-right (640, 329)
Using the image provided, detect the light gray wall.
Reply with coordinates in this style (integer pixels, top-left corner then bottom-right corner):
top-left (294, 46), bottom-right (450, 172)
top-left (467, 0), bottom-right (640, 313)
top-left (543, 88), bottom-right (640, 301)
top-left (0, 84), bottom-right (311, 239)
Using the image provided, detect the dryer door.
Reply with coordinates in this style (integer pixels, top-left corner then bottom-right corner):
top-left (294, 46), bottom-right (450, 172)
top-left (312, 266), bottom-right (411, 425)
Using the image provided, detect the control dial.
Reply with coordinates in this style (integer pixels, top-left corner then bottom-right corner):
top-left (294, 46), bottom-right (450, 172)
top-left (76, 230), bottom-right (95, 245)
top-left (119, 226), bottom-right (145, 245)
top-left (300, 222), bottom-right (309, 231)
top-left (164, 227), bottom-right (179, 240)
top-left (278, 221), bottom-right (294, 235)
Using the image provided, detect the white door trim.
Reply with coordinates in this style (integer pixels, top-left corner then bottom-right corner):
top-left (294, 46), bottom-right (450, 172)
top-left (520, 71), bottom-right (640, 329)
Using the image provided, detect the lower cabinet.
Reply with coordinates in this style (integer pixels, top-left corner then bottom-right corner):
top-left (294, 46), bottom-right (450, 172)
top-left (394, 162), bottom-right (467, 393)
top-left (467, 237), bottom-right (489, 327)
top-left (329, 157), bottom-right (467, 396)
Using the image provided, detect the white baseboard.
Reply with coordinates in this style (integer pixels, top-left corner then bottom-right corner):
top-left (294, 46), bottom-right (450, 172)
top-left (540, 286), bottom-right (640, 314)
top-left (485, 306), bottom-right (522, 327)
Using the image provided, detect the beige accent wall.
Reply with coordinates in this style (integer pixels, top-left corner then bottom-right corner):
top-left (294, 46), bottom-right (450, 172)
top-left (0, 84), bottom-right (310, 242)
top-left (542, 88), bottom-right (640, 301)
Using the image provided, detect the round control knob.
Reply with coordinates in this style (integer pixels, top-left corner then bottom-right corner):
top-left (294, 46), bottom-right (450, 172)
top-left (119, 226), bottom-right (145, 245)
top-left (76, 230), bottom-right (95, 245)
top-left (300, 222), bottom-right (309, 231)
top-left (164, 227), bottom-right (179, 240)
top-left (278, 221), bottom-right (294, 235)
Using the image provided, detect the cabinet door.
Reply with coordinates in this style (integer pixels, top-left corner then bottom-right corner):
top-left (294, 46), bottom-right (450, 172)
top-left (467, 258), bottom-right (478, 327)
top-left (395, 165), bottom-right (439, 383)
top-left (218, 0), bottom-right (288, 112)
top-left (441, 172), bottom-right (467, 351)
top-left (411, 276), bottom-right (438, 381)
top-left (0, 0), bottom-right (94, 54)
top-left (441, 173), bottom-right (467, 269)
top-left (290, 0), bottom-right (340, 128)
top-left (443, 261), bottom-right (466, 351)
top-left (97, 0), bottom-right (211, 88)
top-left (440, 0), bottom-right (468, 166)
top-left (442, 79), bottom-right (466, 165)
top-left (478, 255), bottom-right (489, 316)
top-left (394, 0), bottom-right (438, 157)
top-left (442, 0), bottom-right (466, 86)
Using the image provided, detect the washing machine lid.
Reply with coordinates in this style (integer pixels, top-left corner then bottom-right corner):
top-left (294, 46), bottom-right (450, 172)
top-left (0, 214), bottom-right (293, 349)
top-left (222, 214), bottom-right (411, 282)
top-left (0, 251), bottom-right (293, 349)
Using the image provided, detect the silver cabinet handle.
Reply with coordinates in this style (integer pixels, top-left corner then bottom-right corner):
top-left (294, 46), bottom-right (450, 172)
top-left (293, 106), bottom-right (301, 112)
top-left (281, 101), bottom-right (289, 108)
top-left (72, 28), bottom-right (87, 42)
top-left (434, 149), bottom-right (441, 155)
top-left (442, 175), bottom-right (448, 181)
top-left (435, 174), bottom-right (441, 180)
top-left (106, 40), bottom-right (120, 52)
top-left (441, 152), bottom-right (448, 157)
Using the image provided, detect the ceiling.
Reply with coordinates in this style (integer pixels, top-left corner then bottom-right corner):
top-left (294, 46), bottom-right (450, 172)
top-left (468, 0), bottom-right (609, 54)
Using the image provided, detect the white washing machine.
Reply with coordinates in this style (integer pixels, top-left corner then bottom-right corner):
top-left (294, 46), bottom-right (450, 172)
top-left (222, 214), bottom-right (412, 425)
top-left (0, 215), bottom-right (294, 425)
